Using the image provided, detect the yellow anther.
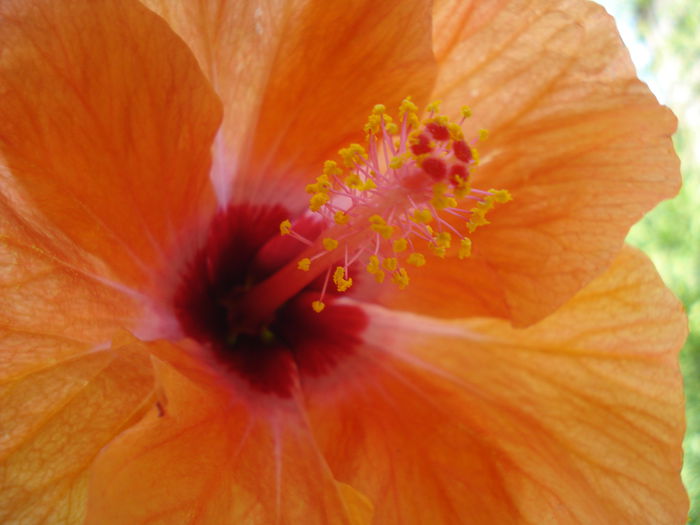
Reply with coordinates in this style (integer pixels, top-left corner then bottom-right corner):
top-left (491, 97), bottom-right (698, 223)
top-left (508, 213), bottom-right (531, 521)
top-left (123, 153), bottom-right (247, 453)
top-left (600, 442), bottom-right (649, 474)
top-left (344, 173), bottom-right (363, 189)
top-left (280, 219), bottom-right (292, 235)
top-left (339, 146), bottom-right (357, 167)
top-left (323, 160), bottom-right (342, 176)
top-left (338, 144), bottom-right (367, 168)
top-left (407, 129), bottom-right (422, 142)
top-left (431, 231), bottom-right (452, 257)
top-left (333, 266), bottom-right (353, 292)
top-left (399, 97), bottom-right (420, 127)
top-left (453, 175), bottom-right (471, 198)
top-left (322, 238), bottom-right (338, 251)
top-left (386, 122), bottom-right (399, 135)
top-left (479, 129), bottom-right (489, 141)
top-left (407, 252), bottom-right (426, 267)
top-left (489, 189), bottom-right (512, 203)
top-left (389, 154), bottom-right (408, 169)
top-left (364, 114), bottom-right (382, 134)
top-left (461, 105), bottom-right (473, 118)
top-left (447, 122), bottom-right (464, 141)
top-left (476, 201), bottom-right (492, 214)
top-left (378, 225), bottom-right (394, 239)
top-left (471, 146), bottom-right (480, 165)
top-left (361, 179), bottom-right (377, 191)
top-left (454, 175), bottom-right (469, 189)
top-left (366, 255), bottom-right (380, 274)
top-left (433, 182), bottom-right (448, 196)
top-left (426, 100), bottom-right (442, 113)
top-left (309, 192), bottom-right (329, 212)
top-left (334, 211), bottom-right (349, 225)
top-left (315, 173), bottom-right (332, 192)
top-left (312, 300), bottom-right (326, 313)
top-left (431, 184), bottom-right (453, 210)
top-left (432, 194), bottom-right (457, 210)
top-left (454, 186), bottom-right (470, 199)
top-left (412, 208), bottom-right (433, 224)
top-left (467, 213), bottom-right (490, 233)
top-left (433, 115), bottom-right (449, 127)
top-left (391, 268), bottom-right (410, 290)
top-left (349, 143), bottom-right (367, 157)
top-left (297, 258), bottom-right (311, 271)
top-left (435, 231), bottom-right (452, 248)
top-left (366, 110), bottom-right (394, 135)
top-left (374, 270), bottom-right (386, 284)
top-left (399, 96), bottom-right (418, 116)
top-left (369, 215), bottom-right (393, 239)
top-left (392, 238), bottom-right (408, 252)
top-left (458, 238), bottom-right (472, 259)
top-left (383, 257), bottom-right (398, 271)
top-left (474, 200), bottom-right (495, 214)
top-left (374, 224), bottom-right (394, 239)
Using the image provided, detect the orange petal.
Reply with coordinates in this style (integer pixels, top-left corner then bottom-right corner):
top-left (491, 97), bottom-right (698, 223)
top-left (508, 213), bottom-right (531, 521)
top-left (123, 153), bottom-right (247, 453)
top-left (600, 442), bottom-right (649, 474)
top-left (313, 246), bottom-right (686, 523)
top-left (0, 0), bottom-right (222, 288)
top-left (143, 0), bottom-right (437, 210)
top-left (86, 360), bottom-right (372, 525)
top-left (140, 0), bottom-right (306, 203)
top-left (308, 357), bottom-right (521, 523)
top-left (0, 191), bottom-right (140, 380)
top-left (0, 191), bottom-right (156, 522)
top-left (423, 0), bottom-right (680, 325)
top-left (0, 341), bottom-right (154, 524)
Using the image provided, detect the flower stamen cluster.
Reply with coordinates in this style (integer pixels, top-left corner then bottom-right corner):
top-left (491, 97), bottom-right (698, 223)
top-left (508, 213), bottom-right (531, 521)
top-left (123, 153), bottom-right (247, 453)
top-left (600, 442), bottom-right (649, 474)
top-left (281, 97), bottom-right (511, 312)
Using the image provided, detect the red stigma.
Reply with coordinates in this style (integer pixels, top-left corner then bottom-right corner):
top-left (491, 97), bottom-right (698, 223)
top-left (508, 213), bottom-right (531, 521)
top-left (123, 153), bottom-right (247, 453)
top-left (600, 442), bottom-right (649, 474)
top-left (421, 157), bottom-right (447, 180)
top-left (426, 122), bottom-right (450, 141)
top-left (453, 140), bottom-right (473, 163)
top-left (410, 133), bottom-right (433, 155)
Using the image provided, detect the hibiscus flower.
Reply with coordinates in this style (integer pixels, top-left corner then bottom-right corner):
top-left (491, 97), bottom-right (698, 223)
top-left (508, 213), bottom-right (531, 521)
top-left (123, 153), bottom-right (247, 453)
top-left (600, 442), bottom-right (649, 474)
top-left (0, 0), bottom-right (687, 524)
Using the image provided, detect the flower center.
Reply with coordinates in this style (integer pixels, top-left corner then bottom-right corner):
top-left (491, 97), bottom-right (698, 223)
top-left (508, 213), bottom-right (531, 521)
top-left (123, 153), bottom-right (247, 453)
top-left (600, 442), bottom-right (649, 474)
top-left (239, 98), bottom-right (510, 320)
top-left (172, 204), bottom-right (368, 398)
top-left (172, 99), bottom-right (510, 398)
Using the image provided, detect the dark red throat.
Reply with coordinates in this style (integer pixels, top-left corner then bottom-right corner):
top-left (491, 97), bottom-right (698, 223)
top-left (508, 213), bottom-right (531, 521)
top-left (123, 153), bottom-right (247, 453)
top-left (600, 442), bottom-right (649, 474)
top-left (173, 204), bottom-right (368, 398)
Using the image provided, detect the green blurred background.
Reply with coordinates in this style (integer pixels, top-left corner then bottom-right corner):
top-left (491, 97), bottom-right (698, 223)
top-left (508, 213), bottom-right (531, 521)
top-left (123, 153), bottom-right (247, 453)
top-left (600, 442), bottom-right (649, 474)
top-left (598, 0), bottom-right (699, 521)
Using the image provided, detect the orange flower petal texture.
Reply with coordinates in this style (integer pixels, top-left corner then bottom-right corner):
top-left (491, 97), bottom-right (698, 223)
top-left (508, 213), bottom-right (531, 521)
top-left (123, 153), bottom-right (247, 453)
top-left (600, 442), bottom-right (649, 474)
top-left (141, 0), bottom-right (437, 210)
top-left (0, 0), bottom-right (687, 523)
top-left (310, 246), bottom-right (687, 524)
top-left (0, 0), bottom-right (223, 288)
top-left (0, 192), bottom-right (155, 523)
top-left (85, 361), bottom-right (374, 525)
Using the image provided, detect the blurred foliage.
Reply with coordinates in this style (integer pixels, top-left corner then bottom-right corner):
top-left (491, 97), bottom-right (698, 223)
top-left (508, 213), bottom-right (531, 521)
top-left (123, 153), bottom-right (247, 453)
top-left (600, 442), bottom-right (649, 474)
top-left (600, 0), bottom-right (700, 522)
